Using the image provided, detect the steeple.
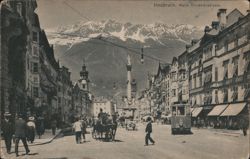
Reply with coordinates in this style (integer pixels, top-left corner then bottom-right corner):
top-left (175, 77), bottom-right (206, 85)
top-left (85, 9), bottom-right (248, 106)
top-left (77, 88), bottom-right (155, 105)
top-left (80, 59), bottom-right (88, 80)
top-left (79, 59), bottom-right (89, 91)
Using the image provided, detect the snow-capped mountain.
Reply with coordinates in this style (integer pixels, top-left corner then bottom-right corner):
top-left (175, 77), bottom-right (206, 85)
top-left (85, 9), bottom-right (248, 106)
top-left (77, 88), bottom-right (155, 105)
top-left (46, 20), bottom-right (204, 98)
top-left (47, 19), bottom-right (203, 46)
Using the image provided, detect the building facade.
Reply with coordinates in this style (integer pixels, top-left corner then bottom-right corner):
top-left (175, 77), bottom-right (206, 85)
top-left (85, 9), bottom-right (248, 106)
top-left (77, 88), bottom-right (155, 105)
top-left (188, 8), bottom-right (250, 128)
top-left (57, 66), bottom-right (72, 123)
top-left (1, 0), bottom-right (29, 116)
top-left (93, 99), bottom-right (115, 118)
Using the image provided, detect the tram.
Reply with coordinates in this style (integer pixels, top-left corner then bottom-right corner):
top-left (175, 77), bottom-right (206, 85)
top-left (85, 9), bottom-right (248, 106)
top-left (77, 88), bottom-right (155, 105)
top-left (171, 104), bottom-right (191, 134)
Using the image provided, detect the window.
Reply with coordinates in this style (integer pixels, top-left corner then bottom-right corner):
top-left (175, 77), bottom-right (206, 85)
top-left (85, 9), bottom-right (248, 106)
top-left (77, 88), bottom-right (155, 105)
top-left (33, 87), bottom-right (39, 98)
top-left (244, 84), bottom-right (250, 100)
top-left (244, 53), bottom-right (250, 73)
top-left (215, 90), bottom-right (219, 104)
top-left (33, 63), bottom-right (38, 73)
top-left (33, 31), bottom-right (38, 42)
top-left (232, 86), bottom-right (238, 102)
top-left (172, 89), bottom-right (176, 97)
top-left (33, 76), bottom-right (38, 83)
top-left (224, 42), bottom-right (228, 52)
top-left (215, 67), bottom-right (218, 82)
top-left (234, 37), bottom-right (238, 47)
top-left (32, 45), bottom-right (38, 56)
top-left (223, 89), bottom-right (228, 103)
top-left (223, 60), bottom-right (229, 80)
top-left (172, 72), bottom-right (177, 81)
top-left (58, 97), bottom-right (61, 104)
top-left (199, 74), bottom-right (202, 87)
top-left (193, 74), bottom-right (197, 88)
top-left (204, 71), bottom-right (212, 84)
top-left (82, 84), bottom-right (86, 89)
top-left (232, 56), bottom-right (239, 77)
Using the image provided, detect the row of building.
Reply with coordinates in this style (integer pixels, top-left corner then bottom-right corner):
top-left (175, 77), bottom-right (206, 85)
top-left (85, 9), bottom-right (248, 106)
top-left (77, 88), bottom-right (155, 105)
top-left (137, 8), bottom-right (250, 127)
top-left (0, 0), bottom-right (93, 127)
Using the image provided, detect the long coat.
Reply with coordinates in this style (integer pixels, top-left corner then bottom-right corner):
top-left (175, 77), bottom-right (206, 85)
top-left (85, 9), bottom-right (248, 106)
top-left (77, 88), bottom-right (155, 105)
top-left (15, 118), bottom-right (27, 138)
top-left (145, 122), bottom-right (152, 133)
top-left (2, 119), bottom-right (14, 137)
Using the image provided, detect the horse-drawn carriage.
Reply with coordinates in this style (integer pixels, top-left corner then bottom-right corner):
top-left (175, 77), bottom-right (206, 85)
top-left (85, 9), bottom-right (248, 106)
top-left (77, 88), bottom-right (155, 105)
top-left (92, 113), bottom-right (117, 141)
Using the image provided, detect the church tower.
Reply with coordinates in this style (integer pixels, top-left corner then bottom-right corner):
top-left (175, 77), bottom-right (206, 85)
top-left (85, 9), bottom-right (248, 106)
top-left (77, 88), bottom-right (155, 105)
top-left (79, 59), bottom-right (89, 91)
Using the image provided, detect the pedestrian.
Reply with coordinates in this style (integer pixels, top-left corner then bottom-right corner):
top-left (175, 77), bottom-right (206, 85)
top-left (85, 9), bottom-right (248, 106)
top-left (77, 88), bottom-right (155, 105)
top-left (81, 118), bottom-right (87, 142)
top-left (36, 116), bottom-right (44, 139)
top-left (15, 114), bottom-right (30, 157)
top-left (27, 116), bottom-right (36, 143)
top-left (2, 112), bottom-right (14, 154)
top-left (73, 117), bottom-right (82, 144)
top-left (51, 119), bottom-right (57, 135)
top-left (145, 117), bottom-right (155, 146)
top-left (240, 115), bottom-right (249, 136)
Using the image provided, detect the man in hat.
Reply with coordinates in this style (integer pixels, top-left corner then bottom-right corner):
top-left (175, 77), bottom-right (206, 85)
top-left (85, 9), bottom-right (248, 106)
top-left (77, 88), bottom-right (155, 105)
top-left (15, 114), bottom-right (30, 157)
top-left (145, 117), bottom-right (155, 146)
top-left (2, 112), bottom-right (14, 154)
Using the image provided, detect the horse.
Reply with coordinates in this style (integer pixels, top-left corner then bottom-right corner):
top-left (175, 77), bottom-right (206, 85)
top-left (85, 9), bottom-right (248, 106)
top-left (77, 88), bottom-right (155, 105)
top-left (92, 114), bottom-right (118, 141)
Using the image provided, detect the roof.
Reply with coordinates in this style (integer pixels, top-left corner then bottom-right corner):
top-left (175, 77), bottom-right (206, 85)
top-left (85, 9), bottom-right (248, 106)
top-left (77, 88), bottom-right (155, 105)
top-left (226, 9), bottom-right (244, 27)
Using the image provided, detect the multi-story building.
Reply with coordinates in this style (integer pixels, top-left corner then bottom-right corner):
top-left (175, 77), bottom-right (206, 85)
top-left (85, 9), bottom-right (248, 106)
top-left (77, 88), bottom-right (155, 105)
top-left (1, 0), bottom-right (29, 115)
top-left (39, 30), bottom-right (59, 121)
top-left (57, 66), bottom-right (72, 123)
top-left (93, 98), bottom-right (115, 119)
top-left (188, 8), bottom-right (250, 127)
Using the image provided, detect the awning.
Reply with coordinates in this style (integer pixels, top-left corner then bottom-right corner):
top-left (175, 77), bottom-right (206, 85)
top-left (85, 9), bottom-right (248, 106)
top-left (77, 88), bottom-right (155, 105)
top-left (207, 104), bottom-right (228, 116)
top-left (192, 107), bottom-right (203, 117)
top-left (220, 102), bottom-right (247, 116)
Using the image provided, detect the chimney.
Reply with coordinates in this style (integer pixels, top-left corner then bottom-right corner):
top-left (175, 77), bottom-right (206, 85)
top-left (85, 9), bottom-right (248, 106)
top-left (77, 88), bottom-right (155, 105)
top-left (211, 21), bottom-right (219, 30)
top-left (217, 8), bottom-right (227, 30)
top-left (191, 39), bottom-right (199, 46)
top-left (186, 44), bottom-right (192, 49)
top-left (204, 26), bottom-right (211, 33)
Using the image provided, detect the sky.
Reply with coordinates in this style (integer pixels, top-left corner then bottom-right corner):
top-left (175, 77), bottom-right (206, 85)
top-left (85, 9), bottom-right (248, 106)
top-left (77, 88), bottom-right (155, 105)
top-left (36, 0), bottom-right (249, 30)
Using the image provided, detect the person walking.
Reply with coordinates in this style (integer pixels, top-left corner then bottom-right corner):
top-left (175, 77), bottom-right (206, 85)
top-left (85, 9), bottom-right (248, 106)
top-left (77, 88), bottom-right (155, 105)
top-left (36, 116), bottom-right (45, 139)
top-left (15, 114), bottom-right (30, 157)
top-left (73, 117), bottom-right (82, 144)
top-left (145, 117), bottom-right (155, 146)
top-left (27, 116), bottom-right (36, 143)
top-left (2, 112), bottom-right (14, 154)
top-left (51, 119), bottom-right (57, 135)
top-left (81, 118), bottom-right (87, 143)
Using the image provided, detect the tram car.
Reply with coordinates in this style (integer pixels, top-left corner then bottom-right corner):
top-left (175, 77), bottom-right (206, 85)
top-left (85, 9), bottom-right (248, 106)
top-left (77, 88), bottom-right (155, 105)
top-left (171, 104), bottom-right (191, 134)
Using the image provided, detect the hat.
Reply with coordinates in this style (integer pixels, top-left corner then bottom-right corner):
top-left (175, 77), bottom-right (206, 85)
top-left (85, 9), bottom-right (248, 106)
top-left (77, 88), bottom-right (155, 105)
top-left (4, 112), bottom-right (11, 117)
top-left (29, 116), bottom-right (35, 121)
top-left (146, 117), bottom-right (152, 122)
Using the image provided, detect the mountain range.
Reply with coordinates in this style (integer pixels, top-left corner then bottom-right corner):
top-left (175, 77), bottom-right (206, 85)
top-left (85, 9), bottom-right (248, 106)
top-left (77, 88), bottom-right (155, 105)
top-left (46, 20), bottom-right (204, 101)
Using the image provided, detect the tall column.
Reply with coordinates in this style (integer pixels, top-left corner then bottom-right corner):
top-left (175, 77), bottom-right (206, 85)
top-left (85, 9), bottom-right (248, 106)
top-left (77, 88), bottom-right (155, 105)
top-left (127, 54), bottom-right (132, 106)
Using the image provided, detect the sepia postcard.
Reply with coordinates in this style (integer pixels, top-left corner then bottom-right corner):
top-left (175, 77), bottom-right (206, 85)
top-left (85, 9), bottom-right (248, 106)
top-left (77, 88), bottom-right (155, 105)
top-left (0, 0), bottom-right (250, 158)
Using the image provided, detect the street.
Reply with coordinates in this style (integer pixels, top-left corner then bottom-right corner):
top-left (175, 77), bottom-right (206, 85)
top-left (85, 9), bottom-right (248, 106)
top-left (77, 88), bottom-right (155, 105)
top-left (1, 123), bottom-right (249, 159)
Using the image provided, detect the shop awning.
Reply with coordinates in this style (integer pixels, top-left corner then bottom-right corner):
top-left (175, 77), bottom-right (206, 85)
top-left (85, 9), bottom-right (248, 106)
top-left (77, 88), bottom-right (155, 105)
top-left (207, 104), bottom-right (228, 116)
top-left (220, 102), bottom-right (246, 116)
top-left (192, 107), bottom-right (203, 117)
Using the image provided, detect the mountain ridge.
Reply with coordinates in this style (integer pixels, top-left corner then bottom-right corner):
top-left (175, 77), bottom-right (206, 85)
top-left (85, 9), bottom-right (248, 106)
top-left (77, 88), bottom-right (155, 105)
top-left (46, 20), bottom-right (204, 99)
